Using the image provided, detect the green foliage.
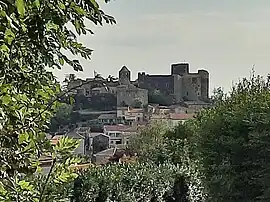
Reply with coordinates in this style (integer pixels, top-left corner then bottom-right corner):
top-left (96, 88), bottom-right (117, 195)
top-left (210, 87), bottom-right (226, 104)
top-left (72, 93), bottom-right (117, 111)
top-left (129, 123), bottom-right (170, 164)
top-left (70, 163), bottom-right (178, 202)
top-left (0, 0), bottom-right (115, 201)
top-left (189, 74), bottom-right (270, 201)
top-left (130, 122), bottom-right (206, 201)
top-left (149, 89), bottom-right (174, 106)
top-left (124, 73), bottom-right (270, 201)
top-left (91, 94), bottom-right (117, 110)
top-left (49, 103), bottom-right (73, 131)
top-left (73, 94), bottom-right (92, 110)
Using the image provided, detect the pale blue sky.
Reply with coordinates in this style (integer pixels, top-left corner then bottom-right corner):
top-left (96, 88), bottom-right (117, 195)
top-left (53, 0), bottom-right (270, 92)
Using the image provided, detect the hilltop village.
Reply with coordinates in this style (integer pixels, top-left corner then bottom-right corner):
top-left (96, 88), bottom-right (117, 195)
top-left (45, 62), bottom-right (211, 167)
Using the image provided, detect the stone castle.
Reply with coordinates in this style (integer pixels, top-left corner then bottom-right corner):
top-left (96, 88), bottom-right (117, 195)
top-left (137, 63), bottom-right (209, 102)
top-left (67, 63), bottom-right (209, 106)
top-left (117, 66), bottom-right (148, 107)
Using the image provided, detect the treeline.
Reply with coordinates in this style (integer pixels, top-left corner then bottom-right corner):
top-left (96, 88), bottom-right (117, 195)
top-left (50, 74), bottom-right (270, 202)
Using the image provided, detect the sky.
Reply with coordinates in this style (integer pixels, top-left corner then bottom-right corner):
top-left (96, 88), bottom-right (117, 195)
top-left (52, 0), bottom-right (270, 93)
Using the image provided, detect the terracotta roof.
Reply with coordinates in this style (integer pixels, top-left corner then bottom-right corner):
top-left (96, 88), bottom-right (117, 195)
top-left (169, 113), bottom-right (195, 120)
top-left (104, 125), bottom-right (137, 132)
top-left (49, 135), bottom-right (62, 145)
top-left (50, 139), bottom-right (59, 145)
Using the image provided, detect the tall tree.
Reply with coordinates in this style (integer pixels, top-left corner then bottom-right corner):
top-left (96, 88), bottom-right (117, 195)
top-left (191, 74), bottom-right (270, 201)
top-left (0, 0), bottom-right (115, 201)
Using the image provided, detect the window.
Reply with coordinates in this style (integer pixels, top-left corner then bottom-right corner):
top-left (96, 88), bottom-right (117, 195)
top-left (192, 77), bottom-right (197, 84)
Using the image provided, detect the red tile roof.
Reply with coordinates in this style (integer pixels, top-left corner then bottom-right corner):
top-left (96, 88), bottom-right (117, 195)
top-left (50, 139), bottom-right (59, 145)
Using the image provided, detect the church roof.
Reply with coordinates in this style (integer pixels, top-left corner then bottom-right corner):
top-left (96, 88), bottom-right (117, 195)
top-left (120, 66), bottom-right (129, 72)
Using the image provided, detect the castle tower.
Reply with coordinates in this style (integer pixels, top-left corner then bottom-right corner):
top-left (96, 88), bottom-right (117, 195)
top-left (198, 70), bottom-right (209, 101)
top-left (119, 66), bottom-right (131, 85)
top-left (171, 63), bottom-right (189, 76)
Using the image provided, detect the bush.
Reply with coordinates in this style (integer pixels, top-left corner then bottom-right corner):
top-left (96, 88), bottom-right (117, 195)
top-left (189, 75), bottom-right (270, 201)
top-left (129, 123), bottom-right (207, 201)
top-left (71, 163), bottom-right (179, 202)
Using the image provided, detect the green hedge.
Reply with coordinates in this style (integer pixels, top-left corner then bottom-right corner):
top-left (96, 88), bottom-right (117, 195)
top-left (70, 163), bottom-right (178, 202)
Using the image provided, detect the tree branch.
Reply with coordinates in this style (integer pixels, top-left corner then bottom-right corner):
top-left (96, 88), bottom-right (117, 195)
top-left (38, 158), bottom-right (56, 202)
top-left (11, 78), bottom-right (110, 134)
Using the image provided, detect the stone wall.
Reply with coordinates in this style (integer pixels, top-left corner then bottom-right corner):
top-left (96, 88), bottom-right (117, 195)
top-left (182, 74), bottom-right (202, 101)
top-left (138, 74), bottom-right (174, 95)
top-left (138, 63), bottom-right (209, 102)
top-left (173, 74), bottom-right (183, 102)
top-left (117, 85), bottom-right (148, 107)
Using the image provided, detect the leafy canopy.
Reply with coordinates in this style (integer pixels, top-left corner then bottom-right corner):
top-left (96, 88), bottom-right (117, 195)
top-left (189, 74), bottom-right (270, 201)
top-left (0, 0), bottom-right (115, 201)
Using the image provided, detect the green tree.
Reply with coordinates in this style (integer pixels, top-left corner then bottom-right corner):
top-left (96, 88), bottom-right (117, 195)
top-left (70, 163), bottom-right (178, 202)
top-left (129, 123), bottom-right (170, 164)
top-left (129, 122), bottom-right (206, 201)
top-left (49, 103), bottom-right (73, 132)
top-left (149, 89), bottom-right (174, 106)
top-left (190, 74), bottom-right (270, 201)
top-left (0, 0), bottom-right (115, 201)
top-left (210, 87), bottom-right (226, 104)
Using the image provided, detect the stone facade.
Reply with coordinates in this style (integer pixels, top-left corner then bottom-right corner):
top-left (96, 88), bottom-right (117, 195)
top-left (117, 85), bottom-right (148, 107)
top-left (138, 63), bottom-right (209, 102)
top-left (119, 66), bottom-right (131, 85)
top-left (67, 75), bottom-right (118, 97)
top-left (66, 62), bottom-right (209, 105)
top-left (117, 66), bottom-right (148, 107)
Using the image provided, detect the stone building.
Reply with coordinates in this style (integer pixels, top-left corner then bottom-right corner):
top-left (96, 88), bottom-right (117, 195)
top-left (119, 66), bottom-right (131, 85)
top-left (66, 62), bottom-right (209, 105)
top-left (117, 66), bottom-right (148, 107)
top-left (137, 63), bottom-right (209, 102)
top-left (66, 74), bottom-right (118, 97)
